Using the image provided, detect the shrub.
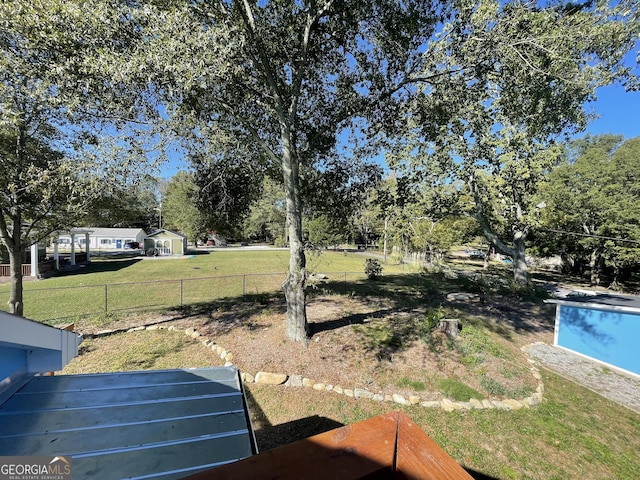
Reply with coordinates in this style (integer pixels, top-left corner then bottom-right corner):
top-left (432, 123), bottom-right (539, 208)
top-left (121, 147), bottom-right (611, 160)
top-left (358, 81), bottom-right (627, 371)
top-left (423, 306), bottom-right (445, 332)
top-left (364, 258), bottom-right (383, 280)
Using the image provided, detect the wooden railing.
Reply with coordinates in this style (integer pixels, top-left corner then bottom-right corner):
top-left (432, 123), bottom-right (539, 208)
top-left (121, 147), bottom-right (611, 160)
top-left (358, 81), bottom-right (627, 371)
top-left (0, 259), bottom-right (57, 278)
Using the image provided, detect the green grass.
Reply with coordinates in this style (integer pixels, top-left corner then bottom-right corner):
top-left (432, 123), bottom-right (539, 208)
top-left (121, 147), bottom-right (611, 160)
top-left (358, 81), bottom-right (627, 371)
top-left (437, 378), bottom-right (484, 401)
top-left (44, 250), bottom-right (640, 480)
top-left (61, 326), bottom-right (640, 479)
top-left (2, 250), bottom-right (413, 322)
top-left (245, 370), bottom-right (640, 479)
top-left (396, 376), bottom-right (426, 391)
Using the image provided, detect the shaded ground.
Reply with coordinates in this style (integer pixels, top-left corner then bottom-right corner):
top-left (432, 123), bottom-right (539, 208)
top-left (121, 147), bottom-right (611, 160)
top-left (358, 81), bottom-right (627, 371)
top-left (77, 291), bottom-right (555, 402)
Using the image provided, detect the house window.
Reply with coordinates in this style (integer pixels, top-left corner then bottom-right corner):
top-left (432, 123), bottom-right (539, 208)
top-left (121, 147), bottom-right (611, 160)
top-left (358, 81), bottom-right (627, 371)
top-left (101, 239), bottom-right (111, 245)
top-left (156, 240), bottom-right (163, 248)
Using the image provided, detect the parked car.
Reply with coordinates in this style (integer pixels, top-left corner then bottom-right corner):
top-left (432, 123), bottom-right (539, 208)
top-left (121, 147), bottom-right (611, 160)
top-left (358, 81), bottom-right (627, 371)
top-left (466, 249), bottom-right (485, 259)
top-left (123, 242), bottom-right (140, 249)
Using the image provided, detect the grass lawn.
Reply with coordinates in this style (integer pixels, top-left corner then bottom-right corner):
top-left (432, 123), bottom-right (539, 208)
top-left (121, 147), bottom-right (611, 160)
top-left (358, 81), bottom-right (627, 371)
top-left (62, 326), bottom-right (640, 480)
top-left (1, 249), bottom-right (410, 322)
top-left (10, 248), bottom-right (640, 478)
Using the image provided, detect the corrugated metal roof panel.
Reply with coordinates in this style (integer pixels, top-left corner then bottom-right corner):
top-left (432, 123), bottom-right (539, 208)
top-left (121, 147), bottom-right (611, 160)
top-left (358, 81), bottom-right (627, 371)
top-left (0, 367), bottom-right (256, 480)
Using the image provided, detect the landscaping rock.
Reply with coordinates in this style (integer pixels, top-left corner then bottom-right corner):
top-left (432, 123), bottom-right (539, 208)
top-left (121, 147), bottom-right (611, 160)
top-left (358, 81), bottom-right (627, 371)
top-left (255, 372), bottom-right (288, 385)
top-left (392, 394), bottom-right (409, 405)
top-left (446, 292), bottom-right (479, 302)
top-left (354, 388), bottom-right (374, 400)
top-left (409, 395), bottom-right (421, 405)
top-left (285, 374), bottom-right (303, 387)
top-left (491, 400), bottom-right (511, 411)
top-left (333, 386), bottom-right (344, 395)
top-left (470, 398), bottom-right (484, 409)
top-left (503, 399), bottom-right (524, 410)
top-left (302, 378), bottom-right (314, 388)
top-left (420, 401), bottom-right (441, 408)
top-left (482, 399), bottom-right (494, 409)
top-left (344, 389), bottom-right (354, 397)
top-left (441, 399), bottom-right (456, 412)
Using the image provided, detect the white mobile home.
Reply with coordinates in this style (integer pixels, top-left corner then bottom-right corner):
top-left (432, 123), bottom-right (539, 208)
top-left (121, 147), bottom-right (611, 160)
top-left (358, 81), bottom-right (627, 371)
top-left (57, 227), bottom-right (146, 250)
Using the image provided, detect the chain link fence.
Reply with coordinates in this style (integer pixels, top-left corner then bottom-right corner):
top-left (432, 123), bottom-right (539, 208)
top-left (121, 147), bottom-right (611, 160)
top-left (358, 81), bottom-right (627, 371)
top-left (17, 271), bottom-right (380, 323)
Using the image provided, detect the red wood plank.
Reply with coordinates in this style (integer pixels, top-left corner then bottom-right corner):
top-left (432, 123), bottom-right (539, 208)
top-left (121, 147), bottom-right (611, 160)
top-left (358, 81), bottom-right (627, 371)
top-left (395, 411), bottom-right (473, 480)
top-left (182, 411), bottom-right (473, 480)
top-left (183, 412), bottom-right (398, 480)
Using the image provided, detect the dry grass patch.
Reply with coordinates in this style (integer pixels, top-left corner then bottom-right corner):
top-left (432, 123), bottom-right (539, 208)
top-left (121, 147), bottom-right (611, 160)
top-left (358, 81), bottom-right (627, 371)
top-left (62, 329), bottom-right (224, 374)
top-left (59, 293), bottom-right (640, 479)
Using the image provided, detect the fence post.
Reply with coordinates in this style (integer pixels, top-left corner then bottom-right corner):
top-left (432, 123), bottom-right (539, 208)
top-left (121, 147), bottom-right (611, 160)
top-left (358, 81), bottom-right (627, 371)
top-left (180, 279), bottom-right (184, 306)
top-left (104, 284), bottom-right (108, 313)
top-left (242, 275), bottom-right (246, 300)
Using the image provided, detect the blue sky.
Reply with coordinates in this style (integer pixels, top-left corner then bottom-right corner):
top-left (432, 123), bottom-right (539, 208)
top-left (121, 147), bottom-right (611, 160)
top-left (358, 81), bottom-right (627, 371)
top-left (582, 83), bottom-right (640, 140)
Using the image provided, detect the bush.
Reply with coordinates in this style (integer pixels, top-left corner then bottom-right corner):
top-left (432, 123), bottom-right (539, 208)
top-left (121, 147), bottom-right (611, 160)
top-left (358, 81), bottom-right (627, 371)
top-left (364, 258), bottom-right (383, 280)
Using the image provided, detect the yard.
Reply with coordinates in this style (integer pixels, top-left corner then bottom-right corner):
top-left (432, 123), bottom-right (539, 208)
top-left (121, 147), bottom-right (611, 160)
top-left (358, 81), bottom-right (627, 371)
top-left (7, 249), bottom-right (640, 478)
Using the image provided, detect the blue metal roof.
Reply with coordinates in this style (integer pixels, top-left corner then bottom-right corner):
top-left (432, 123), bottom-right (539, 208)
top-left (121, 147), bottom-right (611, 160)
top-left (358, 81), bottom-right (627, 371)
top-left (547, 291), bottom-right (640, 313)
top-left (0, 366), bottom-right (256, 479)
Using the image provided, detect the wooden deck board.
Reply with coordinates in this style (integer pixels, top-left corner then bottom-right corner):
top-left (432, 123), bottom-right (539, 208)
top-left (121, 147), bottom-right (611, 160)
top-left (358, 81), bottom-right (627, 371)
top-left (182, 411), bottom-right (472, 480)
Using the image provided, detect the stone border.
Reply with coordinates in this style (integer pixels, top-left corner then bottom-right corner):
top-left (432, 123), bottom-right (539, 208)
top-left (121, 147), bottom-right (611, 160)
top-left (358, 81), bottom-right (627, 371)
top-left (120, 324), bottom-right (545, 412)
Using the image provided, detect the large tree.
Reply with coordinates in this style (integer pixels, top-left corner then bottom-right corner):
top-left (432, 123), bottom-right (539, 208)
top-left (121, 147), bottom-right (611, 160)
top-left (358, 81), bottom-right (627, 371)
top-left (83, 176), bottom-right (161, 231)
top-left (244, 177), bottom-right (286, 244)
top-left (162, 172), bottom-right (209, 243)
top-left (1, 1), bottom-right (157, 315)
top-left (388, 0), bottom-right (638, 284)
top-left (138, 0), bottom-right (438, 343)
top-left (536, 135), bottom-right (640, 288)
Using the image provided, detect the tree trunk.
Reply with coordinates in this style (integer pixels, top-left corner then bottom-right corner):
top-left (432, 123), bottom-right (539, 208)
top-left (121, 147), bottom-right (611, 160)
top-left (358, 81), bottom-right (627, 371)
top-left (589, 249), bottom-right (601, 286)
top-left (280, 126), bottom-right (309, 344)
top-left (383, 217), bottom-right (388, 264)
top-left (609, 264), bottom-right (622, 291)
top-left (8, 246), bottom-right (24, 316)
top-left (512, 232), bottom-right (528, 285)
top-left (439, 319), bottom-right (460, 339)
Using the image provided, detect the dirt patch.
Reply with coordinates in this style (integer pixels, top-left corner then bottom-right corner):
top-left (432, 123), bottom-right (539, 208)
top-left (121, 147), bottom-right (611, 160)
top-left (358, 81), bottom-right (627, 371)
top-left (78, 293), bottom-right (555, 401)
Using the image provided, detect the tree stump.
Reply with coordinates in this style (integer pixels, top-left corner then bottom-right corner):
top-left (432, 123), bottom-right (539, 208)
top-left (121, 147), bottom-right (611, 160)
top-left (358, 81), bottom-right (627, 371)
top-left (439, 319), bottom-right (460, 339)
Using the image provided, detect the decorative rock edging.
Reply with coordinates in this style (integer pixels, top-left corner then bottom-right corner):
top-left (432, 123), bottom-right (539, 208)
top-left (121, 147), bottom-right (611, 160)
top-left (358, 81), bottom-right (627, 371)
top-left (117, 324), bottom-right (546, 411)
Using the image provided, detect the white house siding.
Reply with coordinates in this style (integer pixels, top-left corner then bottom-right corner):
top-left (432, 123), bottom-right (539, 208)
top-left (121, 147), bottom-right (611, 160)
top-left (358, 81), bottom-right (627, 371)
top-left (56, 228), bottom-right (146, 250)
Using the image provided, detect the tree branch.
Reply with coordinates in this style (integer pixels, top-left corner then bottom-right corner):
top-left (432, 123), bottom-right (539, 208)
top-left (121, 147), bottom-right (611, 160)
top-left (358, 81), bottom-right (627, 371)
top-left (469, 174), bottom-right (515, 257)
